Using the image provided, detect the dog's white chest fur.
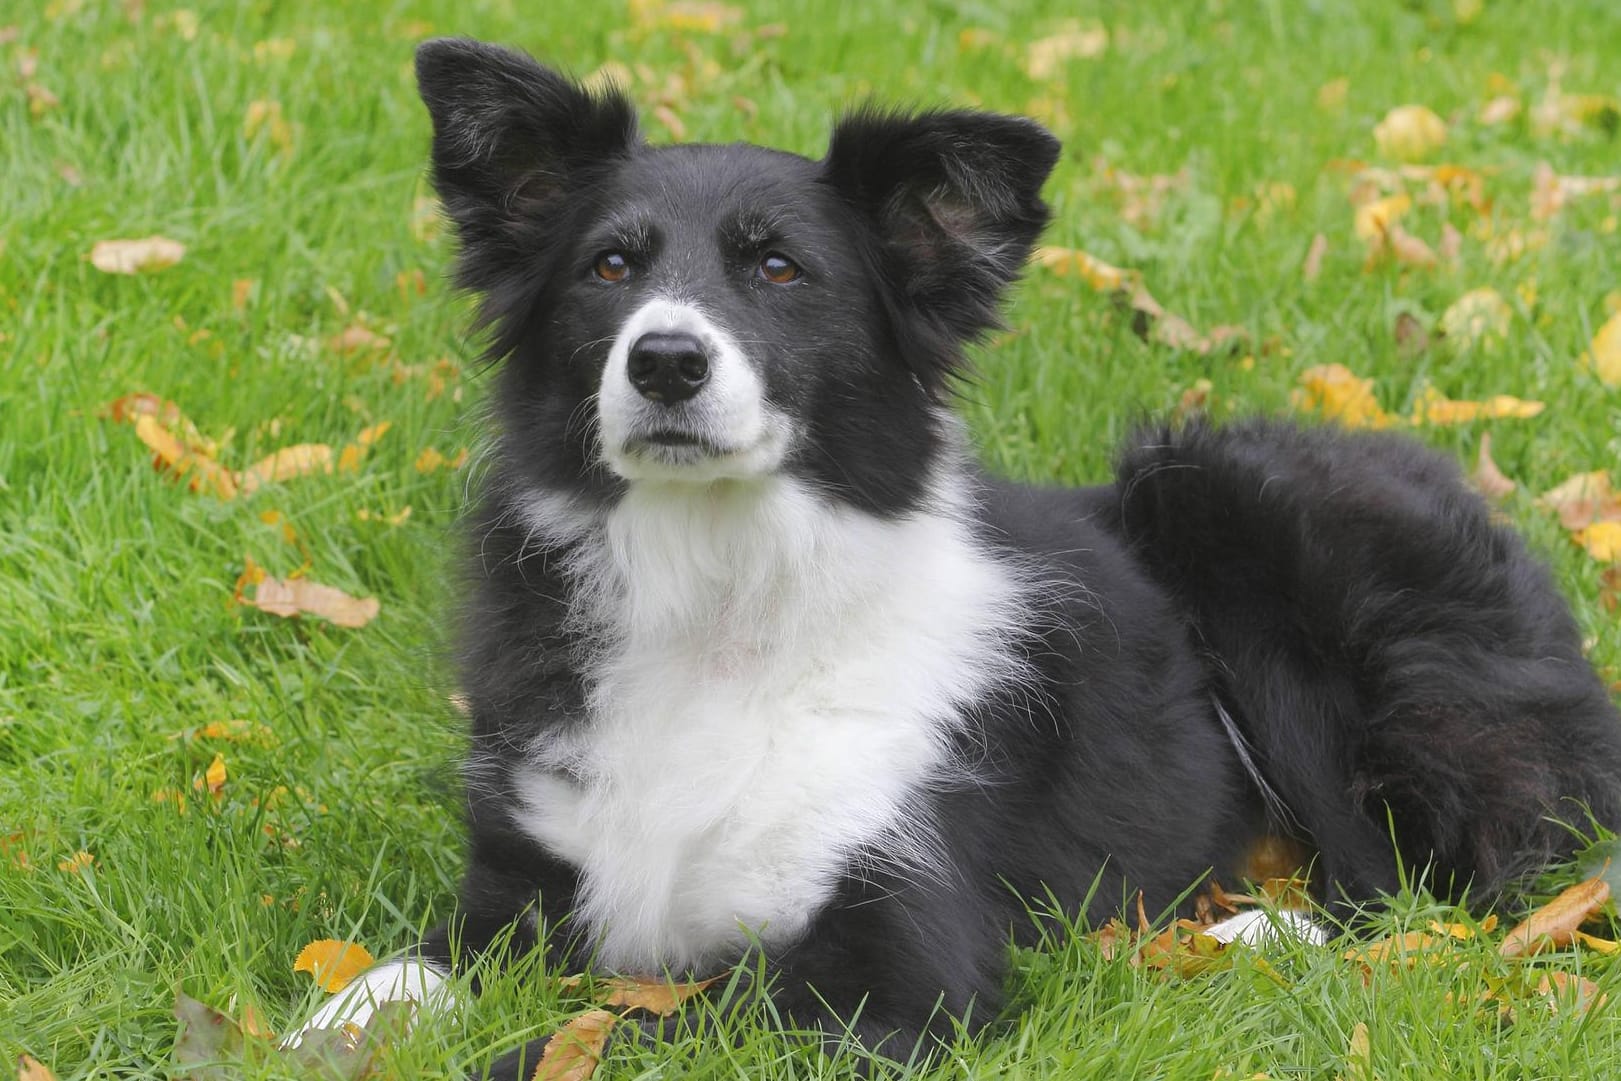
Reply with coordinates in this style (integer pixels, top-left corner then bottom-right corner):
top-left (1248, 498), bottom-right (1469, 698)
top-left (512, 477), bottom-right (1024, 974)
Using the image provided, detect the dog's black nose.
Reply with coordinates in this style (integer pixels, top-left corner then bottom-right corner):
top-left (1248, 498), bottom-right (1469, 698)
top-left (627, 332), bottom-right (709, 403)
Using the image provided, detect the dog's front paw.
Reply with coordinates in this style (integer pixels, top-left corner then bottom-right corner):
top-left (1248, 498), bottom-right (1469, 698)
top-left (281, 957), bottom-right (456, 1049)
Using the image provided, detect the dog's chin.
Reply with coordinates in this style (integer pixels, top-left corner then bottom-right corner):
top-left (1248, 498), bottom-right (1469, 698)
top-left (605, 428), bottom-right (791, 484)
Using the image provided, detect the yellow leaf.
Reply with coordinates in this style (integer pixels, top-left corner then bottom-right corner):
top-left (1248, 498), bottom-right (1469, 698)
top-left (1573, 522), bottom-right (1621, 562)
top-left (1574, 930), bottom-right (1620, 954)
top-left (1033, 246), bottom-right (1133, 291)
top-left (1411, 387), bottom-right (1544, 426)
top-left (1580, 311), bottom-right (1621, 386)
top-left (1373, 104), bottom-right (1447, 161)
top-left (1500, 877), bottom-right (1611, 958)
top-left (1025, 21), bottom-right (1109, 80)
top-left (246, 574), bottom-right (381, 629)
top-left (1439, 288), bottom-right (1512, 351)
top-left (1316, 78), bottom-right (1350, 111)
top-left (293, 940), bottom-right (376, 993)
top-left (133, 414), bottom-right (239, 499)
top-left (1338, 1021), bottom-right (1376, 1081)
top-left (558, 974), bottom-right (719, 1016)
top-left (531, 1008), bottom-right (618, 1081)
top-left (56, 850), bottom-right (94, 873)
top-left (1353, 193), bottom-right (1411, 243)
top-left (90, 235), bottom-right (185, 274)
top-left (204, 753), bottom-right (227, 796)
top-left (243, 100), bottom-right (294, 154)
top-left (18, 1054), bottom-right (58, 1081)
top-left (239, 443), bottom-right (333, 494)
top-left (1291, 364), bottom-right (1394, 429)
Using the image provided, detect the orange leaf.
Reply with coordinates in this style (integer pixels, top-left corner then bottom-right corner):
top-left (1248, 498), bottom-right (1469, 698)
top-left (18, 1054), bottom-right (59, 1081)
top-left (531, 1009), bottom-right (618, 1081)
top-left (133, 414), bottom-right (238, 499)
top-left (1573, 522), bottom-right (1621, 562)
top-left (1534, 971), bottom-right (1608, 1015)
top-left (99, 392), bottom-right (182, 426)
top-left (1500, 877), bottom-right (1611, 958)
top-left (246, 574), bottom-right (380, 629)
top-left (204, 753), bottom-right (227, 796)
top-left (328, 323), bottom-right (392, 356)
top-left (293, 940), bottom-right (376, 993)
top-left (1411, 387), bottom-right (1545, 426)
top-left (89, 235), bottom-right (185, 274)
top-left (1033, 246), bottom-right (1133, 291)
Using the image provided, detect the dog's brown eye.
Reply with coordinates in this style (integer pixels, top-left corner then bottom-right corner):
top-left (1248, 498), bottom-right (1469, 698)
top-left (758, 253), bottom-right (800, 284)
top-left (594, 252), bottom-right (631, 283)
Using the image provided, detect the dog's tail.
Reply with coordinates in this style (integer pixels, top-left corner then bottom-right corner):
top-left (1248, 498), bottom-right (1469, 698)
top-left (1105, 417), bottom-right (1621, 909)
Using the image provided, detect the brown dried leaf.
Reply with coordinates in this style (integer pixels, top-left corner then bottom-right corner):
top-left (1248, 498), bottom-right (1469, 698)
top-left (1393, 312), bottom-right (1430, 357)
top-left (1500, 877), bottom-right (1611, 958)
top-left (1601, 567), bottom-right (1621, 614)
top-left (531, 1009), bottom-right (618, 1081)
top-left (90, 235), bottom-right (185, 274)
top-left (328, 323), bottom-right (392, 356)
top-left (246, 574), bottom-right (381, 629)
top-left (1338, 1022), bottom-right (1376, 1081)
top-left (1536, 472), bottom-right (1621, 530)
top-left (134, 414), bottom-right (239, 499)
top-left (174, 993), bottom-right (247, 1080)
top-left (1291, 364), bottom-right (1395, 429)
top-left (1302, 233), bottom-right (1329, 281)
top-left (1534, 971), bottom-right (1608, 1015)
top-left (1471, 432), bottom-right (1517, 500)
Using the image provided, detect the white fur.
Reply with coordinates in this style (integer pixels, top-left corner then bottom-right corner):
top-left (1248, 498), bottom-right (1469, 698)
top-left (1204, 908), bottom-right (1328, 946)
top-left (596, 297), bottom-right (794, 483)
top-left (513, 468), bottom-right (1028, 974)
top-left (281, 958), bottom-right (453, 1047)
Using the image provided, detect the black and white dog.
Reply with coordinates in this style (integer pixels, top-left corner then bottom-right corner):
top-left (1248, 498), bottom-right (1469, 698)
top-left (293, 37), bottom-right (1621, 1076)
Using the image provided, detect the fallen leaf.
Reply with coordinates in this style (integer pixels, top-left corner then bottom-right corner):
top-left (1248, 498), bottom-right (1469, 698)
top-left (1292, 364), bottom-right (1394, 429)
top-left (631, 0), bottom-right (744, 34)
top-left (99, 392), bottom-right (183, 426)
top-left (1479, 95), bottom-right (1521, 125)
top-left (246, 574), bottom-right (381, 629)
top-left (1440, 288), bottom-right (1512, 351)
top-left (1531, 163), bottom-right (1621, 222)
top-left (239, 443), bottom-right (333, 494)
top-left (243, 100), bottom-right (294, 154)
top-left (133, 414), bottom-right (239, 499)
top-left (1175, 378), bottom-right (1214, 421)
top-left (1472, 433), bottom-right (1516, 500)
top-left (356, 506), bottom-right (412, 527)
top-left (1302, 233), bottom-right (1329, 281)
top-left (17, 1054), bottom-right (58, 1081)
top-left (1338, 1022), bottom-right (1376, 1081)
top-left (90, 235), bottom-right (185, 274)
top-left (1317, 78), bottom-right (1350, 111)
top-left (1580, 311), bottom-right (1621, 386)
top-left (1534, 971), bottom-right (1608, 1015)
top-left (1393, 312), bottom-right (1430, 356)
top-left (1429, 915), bottom-right (1499, 940)
top-left (1411, 387), bottom-right (1544, 426)
top-left (1374, 104), bottom-right (1447, 161)
top-left (1353, 193), bottom-right (1412, 244)
top-left (1601, 567), bottom-right (1621, 613)
top-left (56, 850), bottom-right (94, 873)
top-left (1500, 877), bottom-right (1611, 958)
top-left (174, 993), bottom-right (247, 1080)
top-left (199, 753), bottom-right (227, 798)
top-left (293, 940), bottom-right (376, 993)
top-left (231, 278), bottom-right (257, 310)
top-left (1573, 522), bottom-right (1621, 562)
top-left (1536, 472), bottom-right (1621, 530)
top-left (1387, 224), bottom-right (1437, 267)
top-left (328, 323), bottom-right (391, 356)
top-left (1573, 930), bottom-right (1620, 954)
top-left (1343, 930), bottom-right (1452, 974)
top-left (1025, 21), bottom-right (1109, 80)
top-left (559, 974), bottom-right (719, 1016)
top-left (1033, 246), bottom-right (1132, 291)
top-left (414, 447), bottom-right (469, 473)
top-left (532, 1009), bottom-right (618, 1081)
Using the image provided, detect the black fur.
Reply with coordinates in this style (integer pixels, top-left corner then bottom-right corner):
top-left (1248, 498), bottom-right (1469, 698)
top-left (404, 39), bottom-right (1621, 1078)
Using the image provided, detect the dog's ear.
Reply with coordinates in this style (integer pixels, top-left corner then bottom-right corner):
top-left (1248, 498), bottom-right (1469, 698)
top-left (822, 109), bottom-right (1059, 386)
top-left (415, 38), bottom-right (638, 288)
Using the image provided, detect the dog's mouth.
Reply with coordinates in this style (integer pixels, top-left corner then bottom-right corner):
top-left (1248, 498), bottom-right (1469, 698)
top-left (623, 429), bottom-right (733, 459)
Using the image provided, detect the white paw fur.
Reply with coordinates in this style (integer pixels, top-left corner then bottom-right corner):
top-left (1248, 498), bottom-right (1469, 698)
top-left (280, 958), bottom-right (454, 1048)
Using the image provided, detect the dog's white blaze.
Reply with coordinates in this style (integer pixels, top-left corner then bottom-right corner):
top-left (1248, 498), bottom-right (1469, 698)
top-left (281, 959), bottom-right (453, 1047)
top-left (596, 297), bottom-right (793, 483)
top-left (513, 472), bottom-right (1027, 974)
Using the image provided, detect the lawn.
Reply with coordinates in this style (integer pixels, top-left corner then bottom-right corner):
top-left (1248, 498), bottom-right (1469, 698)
top-left (3, 0), bottom-right (1620, 1077)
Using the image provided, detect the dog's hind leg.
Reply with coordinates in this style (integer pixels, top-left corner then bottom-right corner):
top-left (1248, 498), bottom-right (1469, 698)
top-left (1108, 419), bottom-right (1621, 911)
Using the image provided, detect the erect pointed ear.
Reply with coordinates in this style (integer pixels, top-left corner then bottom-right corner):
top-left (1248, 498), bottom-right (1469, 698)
top-left (415, 38), bottom-right (639, 290)
top-left (821, 109), bottom-right (1060, 385)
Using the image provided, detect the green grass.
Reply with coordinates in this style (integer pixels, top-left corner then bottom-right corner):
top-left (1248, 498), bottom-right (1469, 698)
top-left (3, 0), bottom-right (1620, 1077)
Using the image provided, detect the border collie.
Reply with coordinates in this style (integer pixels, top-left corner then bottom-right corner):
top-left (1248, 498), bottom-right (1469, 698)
top-left (292, 38), bottom-right (1621, 1077)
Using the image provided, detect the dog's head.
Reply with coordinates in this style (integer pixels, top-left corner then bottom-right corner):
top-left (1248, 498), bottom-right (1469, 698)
top-left (416, 39), bottom-right (1059, 515)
